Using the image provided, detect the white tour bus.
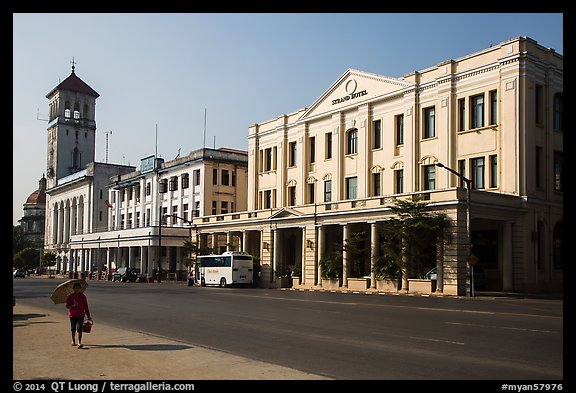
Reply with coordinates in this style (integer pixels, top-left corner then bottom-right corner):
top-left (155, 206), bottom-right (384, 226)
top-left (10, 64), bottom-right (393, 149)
top-left (197, 251), bottom-right (254, 287)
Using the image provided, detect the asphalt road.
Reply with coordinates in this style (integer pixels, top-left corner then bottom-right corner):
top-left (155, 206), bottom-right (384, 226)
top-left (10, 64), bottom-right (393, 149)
top-left (13, 278), bottom-right (563, 380)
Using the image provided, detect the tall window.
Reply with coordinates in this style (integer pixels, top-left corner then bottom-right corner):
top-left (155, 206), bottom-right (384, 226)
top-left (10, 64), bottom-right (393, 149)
top-left (489, 155), bottom-right (498, 188)
top-left (347, 129), bottom-right (358, 155)
top-left (395, 114), bottom-right (404, 145)
top-left (346, 177), bottom-right (358, 199)
top-left (232, 170), bottom-right (236, 186)
top-left (264, 148), bottom-right (272, 171)
top-left (64, 101), bottom-right (71, 118)
top-left (490, 90), bottom-right (498, 125)
top-left (194, 169), bottom-right (201, 186)
top-left (308, 183), bottom-right (315, 204)
top-left (161, 208), bottom-right (168, 225)
top-left (221, 170), bottom-right (230, 186)
top-left (372, 120), bottom-right (381, 149)
top-left (373, 172), bottom-right (381, 196)
top-left (221, 201), bottom-right (228, 214)
top-left (182, 173), bottom-right (189, 189)
top-left (183, 203), bottom-right (189, 222)
top-left (212, 169), bottom-right (218, 185)
top-left (458, 98), bottom-right (466, 131)
top-left (553, 93), bottom-right (563, 131)
top-left (309, 137), bottom-right (316, 164)
top-left (288, 186), bottom-right (296, 206)
top-left (395, 170), bottom-right (403, 194)
top-left (554, 151), bottom-right (563, 192)
top-left (73, 103), bottom-right (80, 120)
top-left (324, 180), bottom-right (332, 202)
top-left (325, 132), bottom-right (332, 159)
top-left (146, 182), bottom-right (151, 196)
top-left (536, 147), bottom-right (543, 188)
top-left (535, 84), bottom-right (544, 124)
top-left (470, 94), bottom-right (485, 129)
top-left (471, 157), bottom-right (485, 189)
top-left (159, 179), bottom-right (168, 193)
top-left (212, 201), bottom-right (217, 215)
top-left (289, 142), bottom-right (297, 166)
top-left (458, 159), bottom-right (466, 188)
top-left (169, 176), bottom-right (178, 191)
top-left (423, 165), bottom-right (435, 191)
top-left (146, 208), bottom-right (151, 226)
top-left (553, 223), bottom-right (563, 269)
top-left (264, 190), bottom-right (272, 209)
top-left (424, 107), bottom-right (435, 138)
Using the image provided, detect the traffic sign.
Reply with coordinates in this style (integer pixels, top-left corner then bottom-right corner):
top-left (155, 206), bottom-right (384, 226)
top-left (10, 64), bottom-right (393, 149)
top-left (467, 253), bottom-right (479, 266)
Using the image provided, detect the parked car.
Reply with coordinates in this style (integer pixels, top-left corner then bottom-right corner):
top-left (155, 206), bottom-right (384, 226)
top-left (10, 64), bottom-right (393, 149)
top-left (424, 264), bottom-right (486, 289)
top-left (13, 269), bottom-right (27, 278)
top-left (111, 267), bottom-right (138, 282)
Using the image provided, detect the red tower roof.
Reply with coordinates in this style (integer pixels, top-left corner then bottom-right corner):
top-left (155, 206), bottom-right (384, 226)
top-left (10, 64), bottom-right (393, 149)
top-left (46, 71), bottom-right (99, 98)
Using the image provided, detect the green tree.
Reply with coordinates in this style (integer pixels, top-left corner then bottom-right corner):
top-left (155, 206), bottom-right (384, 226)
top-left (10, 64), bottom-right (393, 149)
top-left (13, 225), bottom-right (33, 256)
top-left (319, 250), bottom-right (342, 279)
top-left (343, 230), bottom-right (369, 278)
top-left (13, 247), bottom-right (41, 270)
top-left (378, 198), bottom-right (450, 286)
top-left (42, 252), bottom-right (57, 268)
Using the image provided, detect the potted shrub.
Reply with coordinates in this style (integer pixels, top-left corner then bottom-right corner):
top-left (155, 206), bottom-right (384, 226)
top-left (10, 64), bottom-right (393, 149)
top-left (319, 251), bottom-right (342, 289)
top-left (372, 254), bottom-right (402, 292)
top-left (291, 264), bottom-right (302, 286)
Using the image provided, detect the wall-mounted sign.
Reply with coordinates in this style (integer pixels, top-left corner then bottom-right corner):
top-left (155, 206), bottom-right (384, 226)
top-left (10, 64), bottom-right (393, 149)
top-left (332, 79), bottom-right (368, 105)
top-left (140, 155), bottom-right (155, 173)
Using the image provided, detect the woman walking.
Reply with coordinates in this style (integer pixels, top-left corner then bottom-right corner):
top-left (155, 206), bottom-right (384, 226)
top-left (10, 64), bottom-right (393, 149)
top-left (65, 282), bottom-right (92, 349)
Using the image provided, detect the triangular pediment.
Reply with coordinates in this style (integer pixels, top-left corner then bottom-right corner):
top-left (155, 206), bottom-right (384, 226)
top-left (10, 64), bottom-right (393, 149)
top-left (300, 69), bottom-right (413, 120)
top-left (270, 207), bottom-right (302, 219)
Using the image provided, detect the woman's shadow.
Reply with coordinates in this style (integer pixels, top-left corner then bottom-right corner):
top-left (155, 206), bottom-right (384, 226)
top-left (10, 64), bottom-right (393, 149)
top-left (84, 344), bottom-right (192, 351)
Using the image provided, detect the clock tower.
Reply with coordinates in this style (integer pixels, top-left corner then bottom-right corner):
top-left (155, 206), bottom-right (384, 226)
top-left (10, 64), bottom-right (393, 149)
top-left (45, 60), bottom-right (99, 189)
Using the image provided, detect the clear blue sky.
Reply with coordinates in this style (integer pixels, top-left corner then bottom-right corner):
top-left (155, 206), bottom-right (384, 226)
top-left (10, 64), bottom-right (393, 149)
top-left (12, 13), bottom-right (563, 226)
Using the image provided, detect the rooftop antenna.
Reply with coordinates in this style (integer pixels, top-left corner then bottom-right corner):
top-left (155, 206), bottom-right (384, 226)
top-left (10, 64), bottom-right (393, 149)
top-left (213, 135), bottom-right (216, 149)
top-left (155, 123), bottom-right (158, 158)
top-left (203, 108), bottom-right (207, 150)
top-left (70, 57), bottom-right (77, 73)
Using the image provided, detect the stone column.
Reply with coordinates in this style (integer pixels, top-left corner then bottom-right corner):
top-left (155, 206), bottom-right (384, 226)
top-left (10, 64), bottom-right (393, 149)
top-left (273, 229), bottom-right (280, 280)
top-left (227, 232), bottom-right (233, 252)
top-left (242, 231), bottom-right (249, 253)
top-left (106, 248), bottom-right (112, 280)
top-left (140, 246), bottom-right (146, 276)
top-left (502, 221), bottom-right (513, 291)
top-left (370, 222), bottom-right (377, 289)
top-left (342, 224), bottom-right (349, 288)
top-left (317, 225), bottom-right (324, 286)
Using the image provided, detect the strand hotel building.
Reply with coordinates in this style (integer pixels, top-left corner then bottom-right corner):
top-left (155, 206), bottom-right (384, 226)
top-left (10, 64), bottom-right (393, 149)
top-left (185, 36), bottom-right (563, 295)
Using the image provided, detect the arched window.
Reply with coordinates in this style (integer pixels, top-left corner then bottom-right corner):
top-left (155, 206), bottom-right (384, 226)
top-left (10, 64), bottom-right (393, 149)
top-left (83, 104), bottom-right (89, 119)
top-left (553, 222), bottom-right (563, 269)
top-left (347, 128), bottom-right (358, 155)
top-left (73, 102), bottom-right (80, 119)
top-left (553, 93), bottom-right (563, 131)
top-left (64, 101), bottom-right (71, 118)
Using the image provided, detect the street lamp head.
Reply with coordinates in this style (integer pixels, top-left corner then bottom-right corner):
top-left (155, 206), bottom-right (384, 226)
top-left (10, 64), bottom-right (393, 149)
top-left (435, 162), bottom-right (445, 168)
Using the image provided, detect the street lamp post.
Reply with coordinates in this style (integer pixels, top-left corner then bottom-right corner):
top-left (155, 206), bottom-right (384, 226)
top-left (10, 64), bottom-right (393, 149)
top-left (435, 162), bottom-right (473, 297)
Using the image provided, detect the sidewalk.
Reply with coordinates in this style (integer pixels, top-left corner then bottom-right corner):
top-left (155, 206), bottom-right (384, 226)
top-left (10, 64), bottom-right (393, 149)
top-left (13, 302), bottom-right (329, 380)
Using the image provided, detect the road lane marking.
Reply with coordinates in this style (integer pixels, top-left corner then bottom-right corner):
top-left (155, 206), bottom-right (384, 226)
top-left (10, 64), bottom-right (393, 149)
top-left (208, 292), bottom-right (562, 319)
top-left (445, 322), bottom-right (558, 334)
top-left (390, 334), bottom-right (465, 346)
